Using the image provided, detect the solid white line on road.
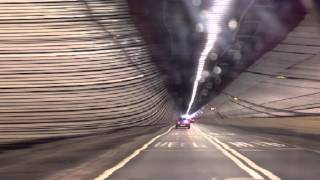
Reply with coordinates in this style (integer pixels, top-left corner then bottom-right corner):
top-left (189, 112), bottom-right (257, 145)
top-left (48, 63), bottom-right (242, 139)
top-left (209, 135), bottom-right (281, 180)
top-left (94, 126), bottom-right (174, 180)
top-left (193, 125), bottom-right (264, 180)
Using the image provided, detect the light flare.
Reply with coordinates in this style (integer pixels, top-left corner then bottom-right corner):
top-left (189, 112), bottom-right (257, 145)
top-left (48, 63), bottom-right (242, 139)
top-left (186, 0), bottom-right (233, 114)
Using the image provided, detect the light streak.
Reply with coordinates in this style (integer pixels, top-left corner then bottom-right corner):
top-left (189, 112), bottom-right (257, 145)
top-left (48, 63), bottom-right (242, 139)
top-left (186, 0), bottom-right (233, 114)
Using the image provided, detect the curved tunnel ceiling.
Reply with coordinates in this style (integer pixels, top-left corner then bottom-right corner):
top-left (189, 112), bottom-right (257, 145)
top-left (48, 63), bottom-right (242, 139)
top-left (127, 0), bottom-right (306, 113)
top-left (205, 12), bottom-right (320, 118)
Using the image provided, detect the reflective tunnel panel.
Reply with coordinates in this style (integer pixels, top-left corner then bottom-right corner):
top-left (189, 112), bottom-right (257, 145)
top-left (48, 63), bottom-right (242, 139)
top-left (0, 0), bottom-right (175, 144)
top-left (206, 13), bottom-right (320, 118)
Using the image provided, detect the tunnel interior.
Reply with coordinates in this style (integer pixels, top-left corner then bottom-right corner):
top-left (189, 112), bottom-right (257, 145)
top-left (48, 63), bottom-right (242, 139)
top-left (0, 1), bottom-right (320, 180)
top-left (0, 0), bottom-right (319, 144)
top-left (127, 0), bottom-right (307, 113)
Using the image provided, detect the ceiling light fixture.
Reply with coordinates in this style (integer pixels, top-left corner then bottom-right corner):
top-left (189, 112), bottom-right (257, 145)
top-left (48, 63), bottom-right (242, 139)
top-left (186, 0), bottom-right (233, 114)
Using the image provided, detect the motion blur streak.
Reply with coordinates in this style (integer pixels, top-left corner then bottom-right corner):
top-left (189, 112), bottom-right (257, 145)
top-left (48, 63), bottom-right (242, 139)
top-left (186, 0), bottom-right (233, 114)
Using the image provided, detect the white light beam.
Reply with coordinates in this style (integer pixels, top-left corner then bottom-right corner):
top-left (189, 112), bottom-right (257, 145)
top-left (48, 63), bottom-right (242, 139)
top-left (186, 0), bottom-right (233, 114)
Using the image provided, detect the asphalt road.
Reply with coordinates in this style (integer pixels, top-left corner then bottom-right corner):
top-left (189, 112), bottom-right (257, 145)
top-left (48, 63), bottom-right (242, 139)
top-left (103, 123), bottom-right (320, 180)
top-left (0, 125), bottom-right (170, 180)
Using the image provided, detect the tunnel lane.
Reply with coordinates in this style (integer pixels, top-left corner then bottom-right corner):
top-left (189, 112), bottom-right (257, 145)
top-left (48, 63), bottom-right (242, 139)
top-left (96, 123), bottom-right (320, 180)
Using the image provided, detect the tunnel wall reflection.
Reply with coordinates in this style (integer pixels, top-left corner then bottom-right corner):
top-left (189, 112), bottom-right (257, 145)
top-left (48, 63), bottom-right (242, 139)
top-left (206, 13), bottom-right (320, 119)
top-left (0, 0), bottom-right (175, 144)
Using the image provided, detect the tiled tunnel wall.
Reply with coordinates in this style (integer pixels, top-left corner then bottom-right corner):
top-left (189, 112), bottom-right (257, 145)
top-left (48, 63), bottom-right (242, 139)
top-left (0, 0), bottom-right (176, 144)
top-left (206, 14), bottom-right (320, 119)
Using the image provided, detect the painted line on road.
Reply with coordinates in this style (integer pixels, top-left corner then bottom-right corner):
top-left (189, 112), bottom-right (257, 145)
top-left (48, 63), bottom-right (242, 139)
top-left (154, 142), bottom-right (161, 148)
top-left (193, 142), bottom-right (199, 148)
top-left (194, 125), bottom-right (281, 179)
top-left (193, 125), bottom-right (264, 180)
top-left (160, 142), bottom-right (168, 147)
top-left (94, 126), bottom-right (174, 180)
top-left (255, 136), bottom-right (320, 155)
top-left (209, 135), bottom-right (281, 180)
top-left (230, 142), bottom-right (255, 148)
top-left (225, 178), bottom-right (256, 180)
top-left (254, 141), bottom-right (286, 148)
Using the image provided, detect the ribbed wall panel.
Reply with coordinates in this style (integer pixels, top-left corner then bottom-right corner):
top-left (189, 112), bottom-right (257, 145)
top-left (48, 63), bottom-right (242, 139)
top-left (206, 14), bottom-right (320, 119)
top-left (0, 0), bottom-right (175, 144)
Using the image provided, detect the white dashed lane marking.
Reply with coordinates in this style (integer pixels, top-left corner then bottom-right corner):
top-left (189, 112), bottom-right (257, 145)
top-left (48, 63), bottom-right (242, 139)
top-left (160, 142), bottom-right (168, 147)
top-left (154, 142), bottom-right (161, 148)
top-left (94, 126), bottom-right (174, 180)
top-left (194, 125), bottom-right (281, 180)
top-left (193, 142), bottom-right (199, 148)
top-left (152, 141), bottom-right (208, 149)
top-left (230, 142), bottom-right (255, 148)
top-left (212, 177), bottom-right (256, 180)
top-left (208, 130), bottom-right (290, 150)
top-left (210, 132), bottom-right (235, 136)
top-left (201, 144), bottom-right (207, 148)
top-left (207, 135), bottom-right (281, 180)
top-left (227, 141), bottom-right (291, 151)
top-left (253, 142), bottom-right (286, 148)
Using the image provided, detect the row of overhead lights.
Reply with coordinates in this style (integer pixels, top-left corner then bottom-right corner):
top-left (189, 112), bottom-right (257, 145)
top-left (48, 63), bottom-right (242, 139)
top-left (183, 1), bottom-right (289, 117)
top-left (186, 0), bottom-right (234, 115)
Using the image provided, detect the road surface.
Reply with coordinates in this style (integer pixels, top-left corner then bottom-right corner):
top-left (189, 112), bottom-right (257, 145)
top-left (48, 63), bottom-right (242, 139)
top-left (100, 124), bottom-right (320, 180)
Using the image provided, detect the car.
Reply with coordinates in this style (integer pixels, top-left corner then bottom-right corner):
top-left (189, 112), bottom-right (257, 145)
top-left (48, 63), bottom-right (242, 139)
top-left (176, 118), bottom-right (191, 129)
top-left (190, 118), bottom-right (196, 123)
